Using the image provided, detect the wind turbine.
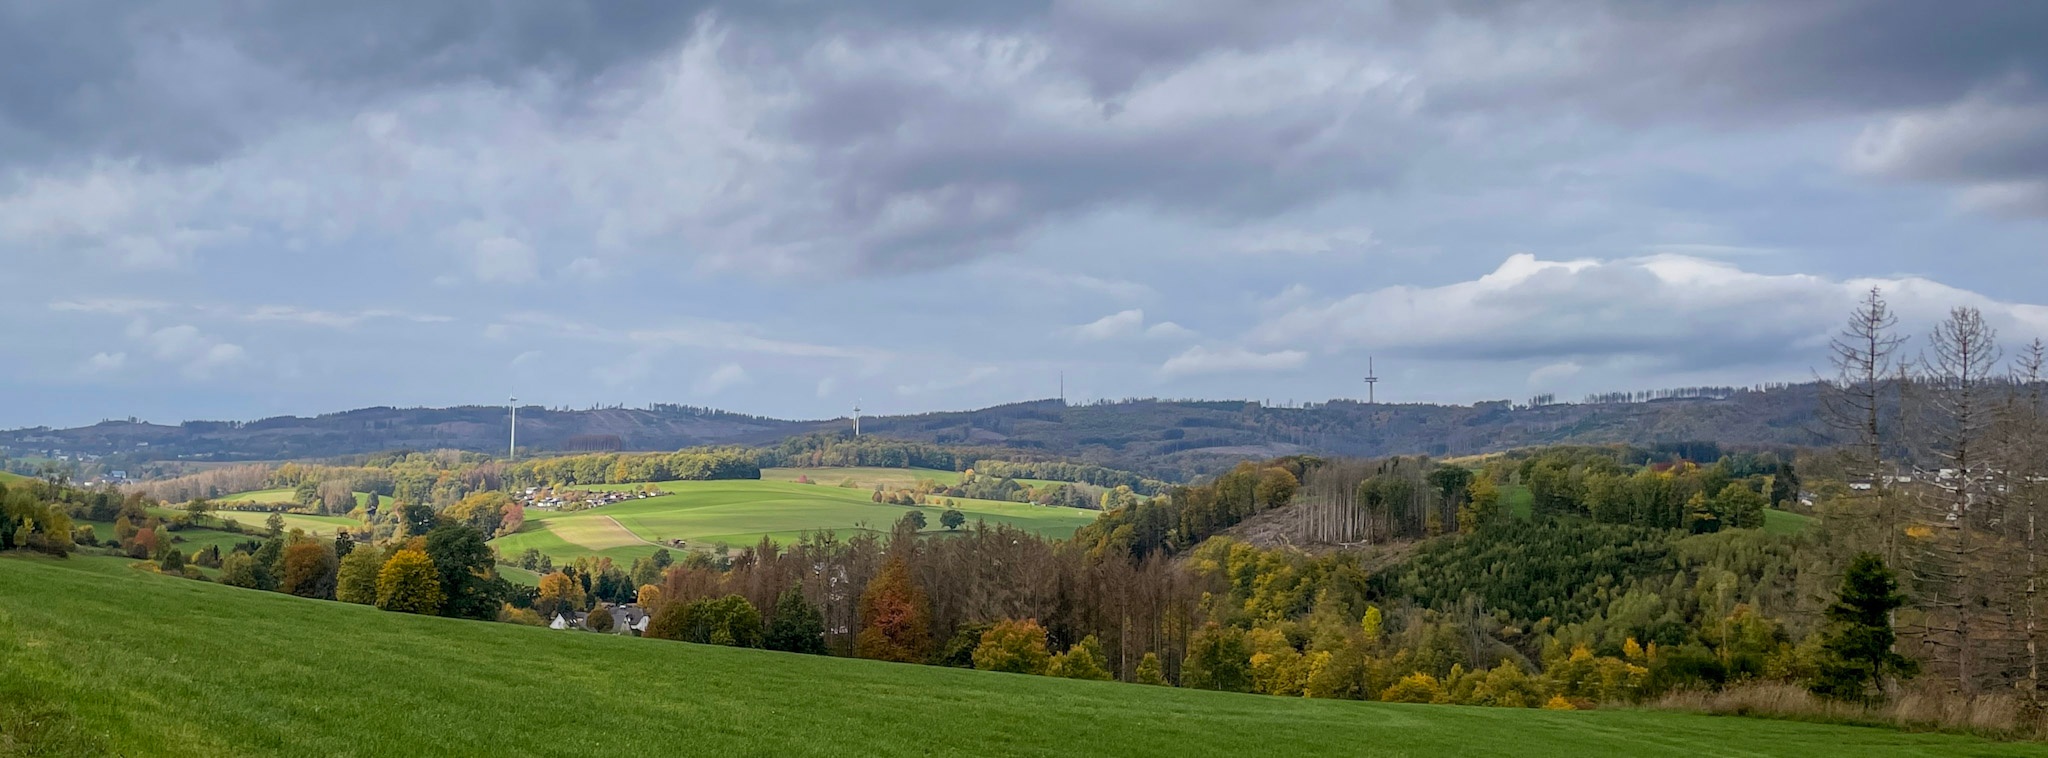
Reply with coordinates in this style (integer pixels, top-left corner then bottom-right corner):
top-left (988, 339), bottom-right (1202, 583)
top-left (853, 399), bottom-right (862, 438)
top-left (508, 396), bottom-right (518, 460)
top-left (1363, 357), bottom-right (1379, 404)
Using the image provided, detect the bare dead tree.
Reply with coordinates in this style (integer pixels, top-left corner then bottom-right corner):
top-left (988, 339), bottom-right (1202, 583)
top-left (1820, 287), bottom-right (1908, 563)
top-left (1911, 306), bottom-right (2003, 694)
top-left (1995, 340), bottom-right (2048, 703)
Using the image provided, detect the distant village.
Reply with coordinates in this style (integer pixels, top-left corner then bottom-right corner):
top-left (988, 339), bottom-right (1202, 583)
top-left (515, 486), bottom-right (663, 512)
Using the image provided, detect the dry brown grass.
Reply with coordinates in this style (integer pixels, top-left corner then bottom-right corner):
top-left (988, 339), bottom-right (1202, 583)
top-left (1651, 682), bottom-right (2048, 741)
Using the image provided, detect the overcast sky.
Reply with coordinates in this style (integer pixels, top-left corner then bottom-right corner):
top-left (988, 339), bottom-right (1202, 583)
top-left (4, 1), bottom-right (2047, 428)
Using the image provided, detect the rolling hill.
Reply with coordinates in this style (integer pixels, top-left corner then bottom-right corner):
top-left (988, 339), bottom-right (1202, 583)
top-left (2, 384), bottom-right (1829, 480)
top-left (2, 554), bottom-right (2026, 758)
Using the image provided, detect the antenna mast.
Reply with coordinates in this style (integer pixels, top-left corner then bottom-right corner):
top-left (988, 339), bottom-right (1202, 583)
top-left (1363, 357), bottom-right (1379, 404)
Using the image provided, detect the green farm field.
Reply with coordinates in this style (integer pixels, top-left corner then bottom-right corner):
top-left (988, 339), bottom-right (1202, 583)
top-left (1764, 508), bottom-right (1816, 536)
top-left (760, 466), bottom-right (963, 487)
top-left (204, 509), bottom-right (363, 538)
top-left (1, 554), bottom-right (2033, 757)
top-left (496, 475), bottom-right (1097, 563)
top-left (217, 488), bottom-right (380, 509)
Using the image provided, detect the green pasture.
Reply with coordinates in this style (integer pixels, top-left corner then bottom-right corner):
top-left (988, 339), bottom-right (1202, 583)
top-left (205, 510), bottom-right (363, 538)
top-left (217, 488), bottom-right (380, 509)
top-left (500, 476), bottom-right (1097, 563)
top-left (1, 554), bottom-right (2031, 757)
top-left (759, 466), bottom-right (963, 487)
top-left (1764, 508), bottom-right (1816, 536)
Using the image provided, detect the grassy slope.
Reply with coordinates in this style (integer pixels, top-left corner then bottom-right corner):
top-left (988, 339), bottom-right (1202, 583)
top-left (2, 555), bottom-right (2029, 758)
top-left (499, 476), bottom-right (1096, 562)
top-left (0, 470), bottom-right (28, 485)
top-left (1764, 508), bottom-right (1816, 536)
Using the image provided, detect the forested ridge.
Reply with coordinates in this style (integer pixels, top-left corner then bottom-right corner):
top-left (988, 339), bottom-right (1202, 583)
top-left (6, 381), bottom-right (1835, 481)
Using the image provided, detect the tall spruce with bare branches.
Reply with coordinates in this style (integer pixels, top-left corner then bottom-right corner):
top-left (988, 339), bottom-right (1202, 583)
top-left (1821, 287), bottom-right (1908, 563)
top-left (1910, 306), bottom-right (2002, 694)
top-left (1996, 340), bottom-right (2048, 703)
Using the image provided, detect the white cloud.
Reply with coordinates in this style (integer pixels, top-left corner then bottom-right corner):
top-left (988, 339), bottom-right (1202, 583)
top-left (1254, 253), bottom-right (2048, 371)
top-left (130, 322), bottom-right (247, 379)
top-left (83, 352), bottom-right (127, 374)
top-left (1073, 309), bottom-right (1146, 341)
top-left (1160, 345), bottom-right (1308, 377)
top-left (816, 376), bottom-right (839, 398)
top-left (695, 363), bottom-right (749, 395)
top-left (1071, 309), bottom-right (1197, 342)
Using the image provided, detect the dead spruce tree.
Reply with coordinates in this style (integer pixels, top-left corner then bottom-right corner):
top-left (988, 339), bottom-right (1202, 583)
top-left (1992, 340), bottom-right (2048, 704)
top-left (1910, 306), bottom-right (2003, 694)
top-left (1821, 287), bottom-right (1909, 563)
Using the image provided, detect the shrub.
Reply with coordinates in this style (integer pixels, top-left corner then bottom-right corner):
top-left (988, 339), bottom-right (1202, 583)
top-left (1381, 673), bottom-right (1446, 704)
top-left (974, 619), bottom-right (1052, 675)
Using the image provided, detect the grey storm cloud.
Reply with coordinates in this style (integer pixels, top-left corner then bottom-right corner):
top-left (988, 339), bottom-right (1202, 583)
top-left (4, 1), bottom-right (2048, 428)
top-left (6, 0), bottom-right (2047, 273)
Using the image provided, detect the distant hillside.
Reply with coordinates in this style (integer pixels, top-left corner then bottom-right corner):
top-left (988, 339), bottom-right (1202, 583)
top-left (1, 385), bottom-right (1831, 480)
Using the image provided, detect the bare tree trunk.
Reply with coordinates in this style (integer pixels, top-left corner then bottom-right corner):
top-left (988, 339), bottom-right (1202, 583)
top-left (1914, 306), bottom-right (2003, 694)
top-left (1821, 287), bottom-right (1907, 562)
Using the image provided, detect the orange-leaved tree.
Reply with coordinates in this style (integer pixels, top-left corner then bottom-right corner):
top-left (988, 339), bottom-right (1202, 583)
top-left (854, 556), bottom-right (931, 662)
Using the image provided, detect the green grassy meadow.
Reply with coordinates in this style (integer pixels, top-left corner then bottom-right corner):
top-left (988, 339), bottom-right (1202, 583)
top-left (1, 554), bottom-right (2034, 758)
top-left (1764, 508), bottom-right (1816, 536)
top-left (1504, 484), bottom-right (1535, 519)
top-left (497, 474), bottom-right (1098, 563)
top-left (205, 510), bottom-right (363, 538)
top-left (0, 470), bottom-right (28, 485)
top-left (760, 466), bottom-right (963, 487)
top-left (217, 488), bottom-right (380, 509)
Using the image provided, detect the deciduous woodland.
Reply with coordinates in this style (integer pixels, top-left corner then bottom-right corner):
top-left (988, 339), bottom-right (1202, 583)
top-left (5, 290), bottom-right (2047, 740)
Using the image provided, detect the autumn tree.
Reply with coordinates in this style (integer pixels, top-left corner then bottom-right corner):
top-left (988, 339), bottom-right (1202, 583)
top-left (537, 570), bottom-right (586, 618)
top-left (855, 556), bottom-right (932, 663)
top-left (1049, 635), bottom-right (1114, 681)
top-left (219, 552), bottom-right (261, 589)
top-left (336, 547), bottom-right (384, 605)
top-left (376, 549), bottom-right (445, 615)
top-left (974, 618), bottom-right (1052, 675)
top-left (279, 540), bottom-right (339, 599)
top-left (587, 606), bottom-right (615, 633)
